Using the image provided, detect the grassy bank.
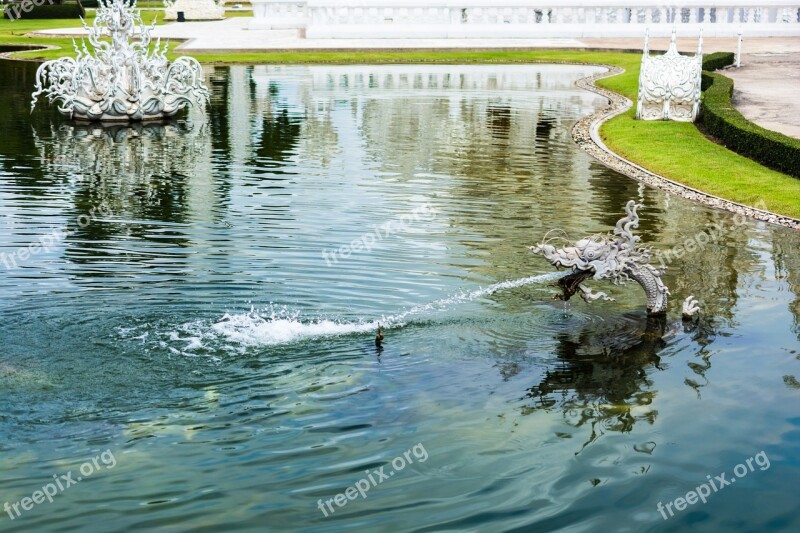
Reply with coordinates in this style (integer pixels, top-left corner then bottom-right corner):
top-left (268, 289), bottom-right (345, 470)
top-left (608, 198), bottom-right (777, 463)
top-left (600, 113), bottom-right (800, 219)
top-left (0, 10), bottom-right (164, 61)
top-left (2, 17), bottom-right (798, 220)
top-left (592, 61), bottom-right (800, 219)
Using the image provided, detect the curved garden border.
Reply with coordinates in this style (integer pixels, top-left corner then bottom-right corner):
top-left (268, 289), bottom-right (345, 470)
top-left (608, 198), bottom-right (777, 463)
top-left (0, 43), bottom-right (55, 60)
top-left (572, 65), bottom-right (800, 230)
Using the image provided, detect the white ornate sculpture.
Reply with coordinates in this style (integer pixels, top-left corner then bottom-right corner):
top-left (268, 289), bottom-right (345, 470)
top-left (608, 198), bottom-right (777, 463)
top-left (636, 27), bottom-right (703, 122)
top-left (530, 201), bottom-right (670, 315)
top-left (31, 0), bottom-right (209, 122)
top-left (164, 0), bottom-right (225, 21)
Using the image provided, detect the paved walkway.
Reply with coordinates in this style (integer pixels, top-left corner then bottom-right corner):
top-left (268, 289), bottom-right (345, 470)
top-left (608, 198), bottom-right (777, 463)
top-left (31, 18), bottom-right (800, 139)
top-left (724, 53), bottom-right (800, 139)
top-left (32, 18), bottom-right (587, 50)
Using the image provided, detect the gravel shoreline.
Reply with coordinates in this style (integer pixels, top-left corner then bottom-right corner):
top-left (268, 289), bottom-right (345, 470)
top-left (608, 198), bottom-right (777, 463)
top-left (572, 65), bottom-right (800, 230)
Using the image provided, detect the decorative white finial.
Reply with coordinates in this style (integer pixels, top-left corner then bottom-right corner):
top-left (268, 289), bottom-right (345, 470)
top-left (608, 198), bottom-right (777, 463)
top-left (697, 27), bottom-right (704, 55)
top-left (665, 24), bottom-right (679, 55)
top-left (736, 26), bottom-right (743, 67)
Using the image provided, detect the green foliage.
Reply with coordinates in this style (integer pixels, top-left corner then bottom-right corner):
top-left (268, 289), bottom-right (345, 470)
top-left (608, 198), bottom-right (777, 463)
top-left (701, 71), bottom-right (800, 178)
top-left (701, 52), bottom-right (735, 73)
top-left (3, 1), bottom-right (85, 20)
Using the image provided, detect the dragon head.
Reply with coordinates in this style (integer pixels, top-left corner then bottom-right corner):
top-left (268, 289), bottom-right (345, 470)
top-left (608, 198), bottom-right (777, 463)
top-left (529, 232), bottom-right (614, 274)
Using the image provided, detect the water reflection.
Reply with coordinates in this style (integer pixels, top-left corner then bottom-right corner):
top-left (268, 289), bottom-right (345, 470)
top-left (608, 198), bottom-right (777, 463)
top-left (1, 60), bottom-right (800, 532)
top-left (29, 121), bottom-right (217, 273)
top-left (33, 121), bottom-right (212, 218)
top-left (524, 314), bottom-right (665, 453)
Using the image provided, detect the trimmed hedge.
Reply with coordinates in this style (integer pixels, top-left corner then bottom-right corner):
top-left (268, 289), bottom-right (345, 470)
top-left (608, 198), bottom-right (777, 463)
top-left (700, 71), bottom-right (800, 178)
top-left (3, 2), bottom-right (85, 19)
top-left (702, 52), bottom-right (735, 73)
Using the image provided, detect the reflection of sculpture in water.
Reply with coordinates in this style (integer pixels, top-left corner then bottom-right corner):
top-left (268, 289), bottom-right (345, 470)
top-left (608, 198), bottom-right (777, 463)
top-left (680, 317), bottom-right (719, 399)
top-left (33, 120), bottom-right (213, 245)
top-left (522, 307), bottom-right (721, 453)
top-left (531, 201), bottom-right (671, 315)
top-left (523, 315), bottom-right (667, 454)
top-left (773, 231), bottom-right (800, 390)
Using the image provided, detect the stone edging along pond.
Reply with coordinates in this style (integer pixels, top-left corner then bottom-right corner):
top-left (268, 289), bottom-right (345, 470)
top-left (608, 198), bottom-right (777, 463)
top-left (572, 65), bottom-right (800, 231)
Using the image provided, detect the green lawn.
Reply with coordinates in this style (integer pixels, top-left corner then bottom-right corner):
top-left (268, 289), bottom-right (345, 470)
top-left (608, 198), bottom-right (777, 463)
top-left (0, 9), bottom-right (165, 61)
top-left (1, 17), bottom-right (798, 220)
top-left (590, 62), bottom-right (800, 220)
top-left (600, 111), bottom-right (800, 219)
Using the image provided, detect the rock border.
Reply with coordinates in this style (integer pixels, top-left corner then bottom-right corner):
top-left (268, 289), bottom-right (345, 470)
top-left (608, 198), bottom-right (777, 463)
top-left (572, 65), bottom-right (800, 230)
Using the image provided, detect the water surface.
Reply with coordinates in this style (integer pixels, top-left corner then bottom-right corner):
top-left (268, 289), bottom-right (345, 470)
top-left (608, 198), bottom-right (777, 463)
top-left (1, 61), bottom-right (799, 532)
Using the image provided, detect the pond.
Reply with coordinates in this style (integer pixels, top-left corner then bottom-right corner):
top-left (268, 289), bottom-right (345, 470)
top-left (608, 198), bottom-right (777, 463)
top-left (1, 60), bottom-right (799, 532)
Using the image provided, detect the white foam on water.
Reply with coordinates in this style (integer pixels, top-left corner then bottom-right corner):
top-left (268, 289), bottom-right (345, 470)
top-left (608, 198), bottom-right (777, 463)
top-left (128, 272), bottom-right (564, 356)
top-left (210, 309), bottom-right (376, 348)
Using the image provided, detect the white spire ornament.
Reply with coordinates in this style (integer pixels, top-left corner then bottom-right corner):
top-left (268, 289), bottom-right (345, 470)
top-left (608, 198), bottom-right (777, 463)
top-left (31, 0), bottom-right (209, 122)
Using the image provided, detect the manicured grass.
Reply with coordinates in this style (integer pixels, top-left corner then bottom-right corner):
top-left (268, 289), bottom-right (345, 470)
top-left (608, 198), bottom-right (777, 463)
top-left (0, 10), bottom-right (164, 61)
top-left (601, 113), bottom-right (800, 219)
top-left (588, 56), bottom-right (800, 220)
top-left (1, 17), bottom-right (798, 219)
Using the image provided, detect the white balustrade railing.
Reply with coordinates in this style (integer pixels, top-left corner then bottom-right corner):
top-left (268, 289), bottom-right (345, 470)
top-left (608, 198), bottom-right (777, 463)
top-left (250, 0), bottom-right (308, 29)
top-left (250, 1), bottom-right (800, 37)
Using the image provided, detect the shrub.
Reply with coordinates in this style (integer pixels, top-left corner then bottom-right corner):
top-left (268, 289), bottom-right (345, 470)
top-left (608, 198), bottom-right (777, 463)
top-left (702, 52), bottom-right (735, 73)
top-left (3, 1), bottom-right (85, 19)
top-left (701, 71), bottom-right (800, 178)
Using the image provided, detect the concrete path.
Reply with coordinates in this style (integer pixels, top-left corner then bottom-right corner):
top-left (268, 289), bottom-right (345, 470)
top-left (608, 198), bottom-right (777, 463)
top-left (32, 18), bottom-right (586, 50)
top-left (30, 18), bottom-right (800, 139)
top-left (724, 53), bottom-right (800, 139)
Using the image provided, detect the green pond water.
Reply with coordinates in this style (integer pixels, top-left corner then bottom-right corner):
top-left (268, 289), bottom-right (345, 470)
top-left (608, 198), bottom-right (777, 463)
top-left (0, 60), bottom-right (799, 532)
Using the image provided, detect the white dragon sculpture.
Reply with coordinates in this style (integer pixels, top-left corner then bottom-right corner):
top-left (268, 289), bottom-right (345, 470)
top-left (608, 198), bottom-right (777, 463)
top-left (530, 200), bottom-right (671, 316)
top-left (31, 0), bottom-right (209, 122)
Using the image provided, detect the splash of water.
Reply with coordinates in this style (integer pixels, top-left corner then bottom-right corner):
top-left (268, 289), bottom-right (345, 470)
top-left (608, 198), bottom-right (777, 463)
top-left (127, 272), bottom-right (564, 355)
top-left (381, 272), bottom-right (564, 326)
top-left (213, 272), bottom-right (564, 348)
top-left (209, 308), bottom-right (377, 348)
